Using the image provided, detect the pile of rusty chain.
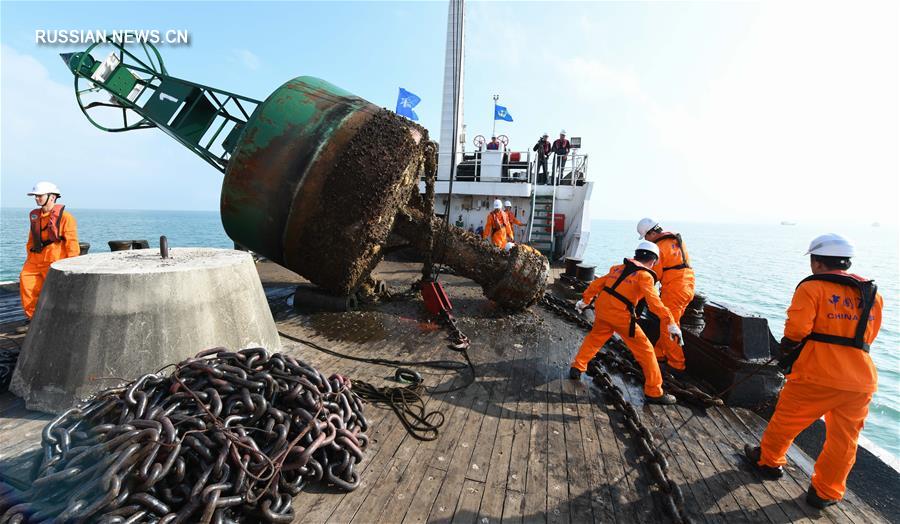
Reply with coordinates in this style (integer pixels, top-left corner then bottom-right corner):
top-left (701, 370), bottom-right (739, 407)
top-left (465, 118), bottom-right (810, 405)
top-left (0, 348), bottom-right (19, 392)
top-left (541, 293), bottom-right (723, 407)
top-left (586, 362), bottom-right (690, 524)
top-left (0, 347), bottom-right (368, 523)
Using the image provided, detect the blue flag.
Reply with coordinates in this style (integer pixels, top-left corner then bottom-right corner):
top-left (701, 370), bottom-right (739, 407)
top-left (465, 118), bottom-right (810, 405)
top-left (494, 104), bottom-right (513, 122)
top-left (396, 88), bottom-right (421, 121)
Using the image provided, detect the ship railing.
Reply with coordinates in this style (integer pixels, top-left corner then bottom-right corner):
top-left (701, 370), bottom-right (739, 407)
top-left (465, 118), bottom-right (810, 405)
top-left (543, 152), bottom-right (588, 186)
top-left (451, 149), bottom-right (533, 183)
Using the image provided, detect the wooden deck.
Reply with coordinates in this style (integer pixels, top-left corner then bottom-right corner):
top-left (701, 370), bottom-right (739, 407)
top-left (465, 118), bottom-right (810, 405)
top-left (0, 260), bottom-right (891, 523)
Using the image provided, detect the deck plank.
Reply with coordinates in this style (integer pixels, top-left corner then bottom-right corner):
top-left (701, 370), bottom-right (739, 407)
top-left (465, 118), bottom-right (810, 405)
top-left (476, 340), bottom-right (534, 523)
top-left (640, 403), bottom-right (724, 524)
top-left (584, 378), bottom-right (639, 524)
top-left (350, 375), bottom-right (461, 523)
top-left (703, 405), bottom-right (815, 523)
top-left (663, 401), bottom-right (755, 523)
top-left (521, 339), bottom-right (550, 524)
top-left (545, 357), bottom-right (573, 518)
top-left (565, 378), bottom-right (616, 523)
top-left (426, 384), bottom-right (494, 522)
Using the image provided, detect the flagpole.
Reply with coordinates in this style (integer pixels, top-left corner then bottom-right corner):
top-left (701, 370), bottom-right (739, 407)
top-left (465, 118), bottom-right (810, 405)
top-left (492, 94), bottom-right (498, 137)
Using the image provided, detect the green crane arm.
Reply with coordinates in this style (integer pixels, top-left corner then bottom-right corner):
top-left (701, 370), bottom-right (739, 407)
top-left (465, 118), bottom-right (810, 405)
top-left (63, 40), bottom-right (261, 173)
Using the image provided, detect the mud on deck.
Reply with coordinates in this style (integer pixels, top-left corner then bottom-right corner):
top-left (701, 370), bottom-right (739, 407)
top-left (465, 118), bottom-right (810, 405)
top-left (0, 260), bottom-right (891, 523)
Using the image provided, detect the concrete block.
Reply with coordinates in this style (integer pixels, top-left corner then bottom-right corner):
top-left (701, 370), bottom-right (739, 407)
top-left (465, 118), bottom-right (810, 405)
top-left (11, 248), bottom-right (280, 413)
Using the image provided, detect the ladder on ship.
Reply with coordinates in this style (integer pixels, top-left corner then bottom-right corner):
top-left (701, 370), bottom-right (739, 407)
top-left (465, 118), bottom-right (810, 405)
top-left (527, 181), bottom-right (558, 258)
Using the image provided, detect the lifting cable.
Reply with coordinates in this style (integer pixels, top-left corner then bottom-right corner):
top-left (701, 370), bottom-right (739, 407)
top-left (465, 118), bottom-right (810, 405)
top-left (277, 330), bottom-right (475, 441)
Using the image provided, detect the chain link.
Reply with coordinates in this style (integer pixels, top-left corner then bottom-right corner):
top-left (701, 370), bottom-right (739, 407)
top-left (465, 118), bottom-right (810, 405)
top-left (541, 292), bottom-right (694, 523)
top-left (0, 347), bottom-right (368, 523)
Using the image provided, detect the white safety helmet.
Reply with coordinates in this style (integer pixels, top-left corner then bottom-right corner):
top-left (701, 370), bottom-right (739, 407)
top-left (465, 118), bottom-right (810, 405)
top-left (805, 233), bottom-right (855, 258)
top-left (504, 200), bottom-right (512, 208)
top-left (504, 242), bottom-right (515, 252)
top-left (542, 132), bottom-right (549, 137)
top-left (635, 240), bottom-right (660, 258)
top-left (28, 181), bottom-right (61, 197)
top-left (493, 199), bottom-right (503, 210)
top-left (636, 217), bottom-right (659, 239)
top-left (560, 129), bottom-right (567, 135)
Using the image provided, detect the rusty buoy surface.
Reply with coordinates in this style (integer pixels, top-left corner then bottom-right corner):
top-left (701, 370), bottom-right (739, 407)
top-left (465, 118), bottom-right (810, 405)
top-left (221, 77), bottom-right (428, 295)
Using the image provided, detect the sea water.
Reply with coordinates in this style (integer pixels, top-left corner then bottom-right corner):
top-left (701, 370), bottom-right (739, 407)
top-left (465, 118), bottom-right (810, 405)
top-left (1, 209), bottom-right (897, 460)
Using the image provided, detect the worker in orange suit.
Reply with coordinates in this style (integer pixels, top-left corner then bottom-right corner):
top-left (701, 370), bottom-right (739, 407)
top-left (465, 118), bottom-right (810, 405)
top-left (637, 218), bottom-right (695, 375)
top-left (20, 182), bottom-right (80, 321)
top-left (482, 199), bottom-right (512, 250)
top-left (568, 241), bottom-right (684, 405)
top-left (503, 200), bottom-right (523, 241)
top-left (745, 233), bottom-right (882, 510)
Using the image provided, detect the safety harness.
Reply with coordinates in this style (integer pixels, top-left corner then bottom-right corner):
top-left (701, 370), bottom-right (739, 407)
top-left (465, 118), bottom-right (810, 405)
top-left (29, 204), bottom-right (66, 254)
top-left (778, 273), bottom-right (877, 372)
top-left (654, 232), bottom-right (691, 272)
top-left (798, 273), bottom-right (878, 352)
top-left (599, 258), bottom-right (658, 337)
top-left (488, 210), bottom-right (509, 233)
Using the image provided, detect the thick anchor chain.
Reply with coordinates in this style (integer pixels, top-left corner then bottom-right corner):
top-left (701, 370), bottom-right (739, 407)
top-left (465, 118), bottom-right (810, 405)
top-left (541, 292), bottom-right (694, 523)
top-left (0, 347), bottom-right (369, 523)
top-left (587, 363), bottom-right (691, 524)
top-left (541, 293), bottom-right (723, 407)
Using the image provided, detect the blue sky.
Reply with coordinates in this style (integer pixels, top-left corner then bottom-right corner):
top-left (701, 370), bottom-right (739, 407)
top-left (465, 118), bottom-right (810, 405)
top-left (1, 1), bottom-right (897, 225)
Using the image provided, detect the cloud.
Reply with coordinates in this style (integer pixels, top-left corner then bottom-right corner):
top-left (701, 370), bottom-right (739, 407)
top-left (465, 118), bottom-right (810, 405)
top-left (549, 2), bottom-right (898, 225)
top-left (233, 49), bottom-right (260, 71)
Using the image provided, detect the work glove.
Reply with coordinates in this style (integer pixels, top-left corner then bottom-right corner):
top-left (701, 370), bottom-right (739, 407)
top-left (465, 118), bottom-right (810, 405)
top-left (575, 299), bottom-right (587, 313)
top-left (667, 324), bottom-right (683, 346)
top-left (776, 337), bottom-right (803, 371)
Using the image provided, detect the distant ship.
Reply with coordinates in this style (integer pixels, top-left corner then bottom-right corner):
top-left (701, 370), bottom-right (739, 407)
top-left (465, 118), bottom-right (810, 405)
top-left (872, 222), bottom-right (881, 227)
top-left (780, 221), bottom-right (797, 226)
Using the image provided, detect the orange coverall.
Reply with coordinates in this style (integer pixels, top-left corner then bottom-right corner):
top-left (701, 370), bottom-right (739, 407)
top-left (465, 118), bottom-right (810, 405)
top-left (653, 233), bottom-right (695, 370)
top-left (505, 209), bottom-right (524, 241)
top-left (20, 209), bottom-right (80, 319)
top-left (571, 261), bottom-right (675, 397)
top-left (482, 209), bottom-right (512, 249)
top-left (758, 274), bottom-right (882, 501)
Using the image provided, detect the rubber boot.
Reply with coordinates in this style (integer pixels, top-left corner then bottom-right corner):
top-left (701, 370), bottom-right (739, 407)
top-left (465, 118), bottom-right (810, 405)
top-left (743, 445), bottom-right (784, 479)
top-left (645, 393), bottom-right (677, 405)
top-left (806, 485), bottom-right (838, 510)
top-left (568, 367), bottom-right (582, 380)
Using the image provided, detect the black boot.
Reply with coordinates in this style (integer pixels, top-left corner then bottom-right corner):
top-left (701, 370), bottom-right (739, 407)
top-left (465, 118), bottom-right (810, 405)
top-left (743, 445), bottom-right (784, 479)
top-left (568, 367), bottom-right (582, 380)
top-left (664, 364), bottom-right (688, 381)
top-left (645, 393), bottom-right (677, 405)
top-left (806, 485), bottom-right (838, 509)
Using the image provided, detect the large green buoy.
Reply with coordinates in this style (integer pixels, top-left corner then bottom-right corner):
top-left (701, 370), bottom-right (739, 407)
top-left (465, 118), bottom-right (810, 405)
top-left (63, 40), bottom-right (549, 309)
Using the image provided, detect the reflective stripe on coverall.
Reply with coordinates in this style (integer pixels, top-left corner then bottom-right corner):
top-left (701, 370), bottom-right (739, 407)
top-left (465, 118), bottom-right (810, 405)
top-left (505, 210), bottom-right (523, 241)
top-left (20, 210), bottom-right (80, 319)
top-left (482, 209), bottom-right (511, 249)
top-left (759, 275), bottom-right (883, 501)
top-left (653, 233), bottom-right (695, 370)
top-left (570, 260), bottom-right (675, 397)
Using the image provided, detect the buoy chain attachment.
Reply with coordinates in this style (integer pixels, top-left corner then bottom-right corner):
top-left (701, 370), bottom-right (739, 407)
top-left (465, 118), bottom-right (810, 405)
top-left (0, 347), bottom-right (369, 523)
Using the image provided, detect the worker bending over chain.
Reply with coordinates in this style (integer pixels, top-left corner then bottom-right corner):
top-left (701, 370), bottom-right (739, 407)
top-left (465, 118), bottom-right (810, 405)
top-left (745, 234), bottom-right (883, 510)
top-left (482, 199), bottom-right (513, 250)
top-left (20, 182), bottom-right (80, 321)
top-left (568, 241), bottom-right (684, 405)
top-left (637, 217), bottom-right (695, 375)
